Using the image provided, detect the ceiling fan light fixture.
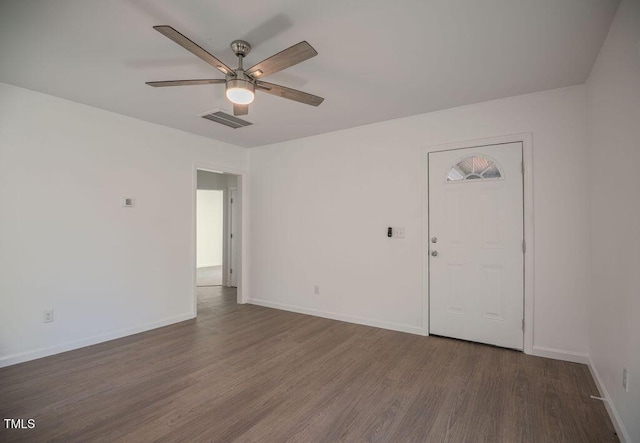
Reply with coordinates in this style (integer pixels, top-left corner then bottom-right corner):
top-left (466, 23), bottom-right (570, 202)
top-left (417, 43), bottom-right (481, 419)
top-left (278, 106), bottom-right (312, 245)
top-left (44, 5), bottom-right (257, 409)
top-left (147, 27), bottom-right (323, 112)
top-left (226, 79), bottom-right (255, 105)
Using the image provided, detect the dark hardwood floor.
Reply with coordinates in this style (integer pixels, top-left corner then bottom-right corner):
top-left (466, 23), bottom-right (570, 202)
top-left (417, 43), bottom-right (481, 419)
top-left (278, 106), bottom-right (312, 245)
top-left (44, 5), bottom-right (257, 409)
top-left (1, 287), bottom-right (618, 442)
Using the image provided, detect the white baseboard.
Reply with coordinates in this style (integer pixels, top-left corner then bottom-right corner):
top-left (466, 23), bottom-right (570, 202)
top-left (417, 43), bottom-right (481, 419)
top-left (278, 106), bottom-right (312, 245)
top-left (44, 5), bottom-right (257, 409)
top-left (587, 356), bottom-right (631, 443)
top-left (247, 298), bottom-right (423, 335)
top-left (531, 345), bottom-right (590, 364)
top-left (0, 313), bottom-right (194, 368)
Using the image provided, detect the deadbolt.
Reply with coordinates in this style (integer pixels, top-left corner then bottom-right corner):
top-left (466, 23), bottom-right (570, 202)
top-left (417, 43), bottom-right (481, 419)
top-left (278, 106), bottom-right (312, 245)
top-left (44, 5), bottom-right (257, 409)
top-left (431, 237), bottom-right (438, 243)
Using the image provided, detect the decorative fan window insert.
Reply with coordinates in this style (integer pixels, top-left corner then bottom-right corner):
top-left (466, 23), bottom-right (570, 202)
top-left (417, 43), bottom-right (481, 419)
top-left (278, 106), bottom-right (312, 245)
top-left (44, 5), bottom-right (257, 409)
top-left (447, 155), bottom-right (503, 182)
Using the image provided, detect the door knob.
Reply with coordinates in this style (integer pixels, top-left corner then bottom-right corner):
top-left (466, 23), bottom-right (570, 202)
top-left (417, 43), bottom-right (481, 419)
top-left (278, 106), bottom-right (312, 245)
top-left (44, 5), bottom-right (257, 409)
top-left (431, 237), bottom-right (438, 243)
top-left (431, 250), bottom-right (438, 257)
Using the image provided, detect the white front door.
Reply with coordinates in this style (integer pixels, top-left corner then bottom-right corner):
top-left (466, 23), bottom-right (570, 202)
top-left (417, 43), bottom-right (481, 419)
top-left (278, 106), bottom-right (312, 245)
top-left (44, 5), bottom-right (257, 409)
top-left (428, 142), bottom-right (524, 350)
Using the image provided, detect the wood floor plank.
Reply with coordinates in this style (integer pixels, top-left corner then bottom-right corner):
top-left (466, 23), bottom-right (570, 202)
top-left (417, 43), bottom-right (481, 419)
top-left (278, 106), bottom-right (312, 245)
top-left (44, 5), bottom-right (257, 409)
top-left (0, 287), bottom-right (619, 442)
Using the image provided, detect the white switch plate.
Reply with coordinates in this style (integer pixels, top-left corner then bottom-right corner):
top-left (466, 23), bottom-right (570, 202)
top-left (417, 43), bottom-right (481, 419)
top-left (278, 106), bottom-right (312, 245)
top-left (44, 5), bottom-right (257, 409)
top-left (392, 227), bottom-right (405, 238)
top-left (43, 309), bottom-right (54, 323)
top-left (623, 367), bottom-right (629, 392)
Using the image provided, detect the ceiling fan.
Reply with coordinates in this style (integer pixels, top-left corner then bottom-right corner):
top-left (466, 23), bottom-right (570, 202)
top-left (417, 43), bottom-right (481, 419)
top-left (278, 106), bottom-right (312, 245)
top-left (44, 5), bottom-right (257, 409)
top-left (146, 26), bottom-right (324, 116)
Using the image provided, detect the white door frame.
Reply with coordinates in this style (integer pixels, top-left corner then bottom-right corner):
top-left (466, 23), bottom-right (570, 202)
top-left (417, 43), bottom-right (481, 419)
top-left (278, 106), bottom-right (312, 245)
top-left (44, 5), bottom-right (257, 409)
top-left (421, 133), bottom-right (534, 355)
top-left (192, 163), bottom-right (249, 316)
top-left (227, 186), bottom-right (238, 287)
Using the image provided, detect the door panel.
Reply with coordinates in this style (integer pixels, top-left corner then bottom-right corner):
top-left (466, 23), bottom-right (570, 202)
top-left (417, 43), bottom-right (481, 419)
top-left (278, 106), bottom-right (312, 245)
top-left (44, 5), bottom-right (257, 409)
top-left (479, 265), bottom-right (504, 321)
top-left (446, 263), bottom-right (467, 315)
top-left (429, 142), bottom-right (524, 350)
top-left (480, 190), bottom-right (502, 246)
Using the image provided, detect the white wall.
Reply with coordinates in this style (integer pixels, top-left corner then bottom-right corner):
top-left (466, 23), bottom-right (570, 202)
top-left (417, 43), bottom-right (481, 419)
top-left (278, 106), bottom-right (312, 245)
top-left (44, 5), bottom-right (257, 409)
top-left (249, 85), bottom-right (590, 356)
top-left (196, 190), bottom-right (223, 268)
top-left (0, 82), bottom-right (248, 367)
top-left (586, 0), bottom-right (640, 441)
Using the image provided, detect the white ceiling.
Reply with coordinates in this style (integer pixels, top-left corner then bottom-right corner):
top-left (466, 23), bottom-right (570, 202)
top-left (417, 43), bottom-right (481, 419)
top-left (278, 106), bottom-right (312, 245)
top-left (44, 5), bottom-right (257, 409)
top-left (0, 0), bottom-right (619, 148)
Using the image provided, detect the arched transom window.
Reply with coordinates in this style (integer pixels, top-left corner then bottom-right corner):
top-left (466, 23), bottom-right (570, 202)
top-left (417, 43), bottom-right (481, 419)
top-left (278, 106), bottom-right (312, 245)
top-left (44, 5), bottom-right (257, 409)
top-left (446, 155), bottom-right (503, 182)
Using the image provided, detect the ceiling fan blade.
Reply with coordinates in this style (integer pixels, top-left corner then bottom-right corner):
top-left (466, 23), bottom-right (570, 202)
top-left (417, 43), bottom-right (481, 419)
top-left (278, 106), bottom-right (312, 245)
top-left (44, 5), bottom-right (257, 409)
top-left (146, 79), bottom-right (226, 87)
top-left (153, 26), bottom-right (234, 76)
top-left (256, 81), bottom-right (324, 106)
top-left (246, 41), bottom-right (317, 78)
top-left (233, 104), bottom-right (249, 116)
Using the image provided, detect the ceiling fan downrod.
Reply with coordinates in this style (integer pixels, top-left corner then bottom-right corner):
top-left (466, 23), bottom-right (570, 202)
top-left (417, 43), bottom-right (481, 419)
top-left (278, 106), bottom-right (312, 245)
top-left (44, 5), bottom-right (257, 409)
top-left (227, 40), bottom-right (254, 104)
top-left (230, 40), bottom-right (251, 67)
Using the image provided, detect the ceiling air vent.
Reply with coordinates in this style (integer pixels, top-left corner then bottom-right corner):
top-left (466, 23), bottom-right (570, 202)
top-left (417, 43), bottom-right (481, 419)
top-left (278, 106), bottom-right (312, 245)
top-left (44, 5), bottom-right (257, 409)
top-left (200, 110), bottom-right (252, 129)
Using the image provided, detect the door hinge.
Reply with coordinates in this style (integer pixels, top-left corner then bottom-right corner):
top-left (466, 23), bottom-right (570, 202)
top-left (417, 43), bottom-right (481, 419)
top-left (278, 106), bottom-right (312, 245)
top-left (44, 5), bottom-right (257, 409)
top-left (522, 319), bottom-right (525, 331)
top-left (230, 198), bottom-right (234, 204)
top-left (522, 239), bottom-right (526, 253)
top-left (230, 268), bottom-right (232, 274)
top-left (521, 161), bottom-right (525, 175)
top-left (230, 233), bottom-right (233, 239)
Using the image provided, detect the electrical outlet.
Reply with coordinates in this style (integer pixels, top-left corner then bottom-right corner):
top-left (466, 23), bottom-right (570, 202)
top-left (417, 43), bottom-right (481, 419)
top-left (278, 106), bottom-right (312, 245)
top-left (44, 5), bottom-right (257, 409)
top-left (623, 368), bottom-right (629, 392)
top-left (43, 309), bottom-right (54, 323)
top-left (314, 285), bottom-right (320, 295)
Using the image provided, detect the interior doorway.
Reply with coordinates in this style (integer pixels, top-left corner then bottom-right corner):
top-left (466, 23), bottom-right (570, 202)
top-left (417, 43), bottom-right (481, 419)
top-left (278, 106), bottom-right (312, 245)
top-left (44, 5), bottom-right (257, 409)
top-left (195, 170), bottom-right (241, 311)
top-left (196, 189), bottom-right (224, 287)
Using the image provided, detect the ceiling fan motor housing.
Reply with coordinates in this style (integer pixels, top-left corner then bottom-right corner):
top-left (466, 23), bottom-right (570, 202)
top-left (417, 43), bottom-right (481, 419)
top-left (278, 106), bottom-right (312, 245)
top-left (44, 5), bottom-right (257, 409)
top-left (226, 70), bottom-right (255, 104)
